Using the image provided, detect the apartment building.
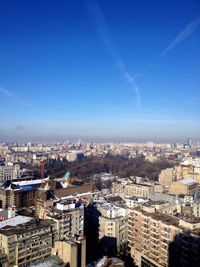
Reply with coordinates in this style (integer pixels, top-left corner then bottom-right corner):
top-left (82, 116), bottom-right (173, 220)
top-left (0, 180), bottom-right (40, 209)
top-left (46, 200), bottom-right (84, 240)
top-left (0, 182), bottom-right (21, 209)
top-left (98, 203), bottom-right (129, 252)
top-left (128, 207), bottom-right (200, 267)
top-left (0, 216), bottom-right (57, 267)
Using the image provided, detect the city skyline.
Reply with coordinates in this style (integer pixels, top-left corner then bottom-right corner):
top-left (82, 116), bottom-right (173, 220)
top-left (0, 0), bottom-right (200, 142)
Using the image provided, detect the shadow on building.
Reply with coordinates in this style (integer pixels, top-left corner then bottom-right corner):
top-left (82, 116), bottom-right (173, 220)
top-left (98, 237), bottom-right (136, 267)
top-left (84, 204), bottom-right (101, 264)
top-left (168, 231), bottom-right (200, 267)
top-left (98, 236), bottom-right (118, 257)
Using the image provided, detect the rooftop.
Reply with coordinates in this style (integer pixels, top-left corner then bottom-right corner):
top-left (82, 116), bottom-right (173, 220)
top-left (133, 207), bottom-right (200, 235)
top-left (178, 178), bottom-right (198, 186)
top-left (0, 218), bottom-right (55, 236)
top-left (0, 215), bottom-right (32, 229)
top-left (30, 255), bottom-right (66, 267)
top-left (149, 193), bottom-right (183, 203)
top-left (55, 183), bottom-right (99, 199)
top-left (13, 177), bottom-right (49, 187)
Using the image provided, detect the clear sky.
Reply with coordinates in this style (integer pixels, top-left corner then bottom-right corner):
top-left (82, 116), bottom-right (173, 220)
top-left (0, 0), bottom-right (200, 142)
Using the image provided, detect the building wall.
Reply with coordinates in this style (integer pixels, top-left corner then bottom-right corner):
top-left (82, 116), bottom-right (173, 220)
top-left (0, 165), bottom-right (20, 183)
top-left (112, 183), bottom-right (154, 198)
top-left (128, 209), bottom-right (200, 267)
top-left (169, 181), bottom-right (198, 195)
top-left (128, 209), bottom-right (181, 267)
top-left (169, 182), bottom-right (188, 195)
top-left (193, 203), bottom-right (200, 217)
top-left (99, 215), bottom-right (128, 252)
top-left (0, 188), bottom-right (36, 209)
top-left (47, 207), bottom-right (84, 241)
top-left (52, 238), bottom-right (86, 267)
top-left (0, 189), bottom-right (22, 209)
top-left (0, 220), bottom-right (57, 267)
top-left (159, 168), bottom-right (173, 187)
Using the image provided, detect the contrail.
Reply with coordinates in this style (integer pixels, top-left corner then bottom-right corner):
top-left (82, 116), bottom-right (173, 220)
top-left (85, 0), bottom-right (141, 107)
top-left (0, 85), bottom-right (37, 110)
top-left (0, 86), bottom-right (14, 97)
top-left (162, 16), bottom-right (200, 56)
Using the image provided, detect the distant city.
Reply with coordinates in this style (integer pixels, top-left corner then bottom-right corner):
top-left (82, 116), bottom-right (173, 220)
top-left (0, 138), bottom-right (200, 266)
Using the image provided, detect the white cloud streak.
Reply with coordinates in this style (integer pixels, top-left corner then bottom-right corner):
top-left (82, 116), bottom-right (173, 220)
top-left (0, 85), bottom-right (36, 109)
top-left (0, 86), bottom-right (14, 97)
top-left (162, 16), bottom-right (200, 56)
top-left (85, 0), bottom-right (141, 107)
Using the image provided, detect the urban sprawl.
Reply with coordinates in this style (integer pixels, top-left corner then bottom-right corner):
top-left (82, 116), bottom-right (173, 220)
top-left (0, 139), bottom-right (200, 267)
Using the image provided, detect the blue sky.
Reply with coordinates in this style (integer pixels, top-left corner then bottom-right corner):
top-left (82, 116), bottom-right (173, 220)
top-left (0, 0), bottom-right (200, 142)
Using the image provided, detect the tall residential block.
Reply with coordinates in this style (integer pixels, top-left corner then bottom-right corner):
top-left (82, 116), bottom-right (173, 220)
top-left (128, 207), bottom-right (200, 267)
top-left (0, 217), bottom-right (57, 267)
top-left (98, 203), bottom-right (128, 253)
top-left (46, 199), bottom-right (84, 240)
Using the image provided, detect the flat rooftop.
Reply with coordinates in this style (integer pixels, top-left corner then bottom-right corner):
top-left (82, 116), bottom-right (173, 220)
top-left (178, 178), bottom-right (198, 186)
top-left (133, 207), bottom-right (200, 235)
top-left (13, 177), bottom-right (49, 187)
top-left (0, 218), bottom-right (55, 236)
top-left (30, 255), bottom-right (66, 267)
top-left (0, 215), bottom-right (32, 229)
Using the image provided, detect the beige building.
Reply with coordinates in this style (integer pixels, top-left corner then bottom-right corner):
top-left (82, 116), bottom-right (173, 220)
top-left (0, 164), bottom-right (20, 184)
top-left (193, 203), bottom-right (200, 217)
top-left (52, 237), bottom-right (86, 267)
top-left (112, 181), bottom-right (154, 198)
top-left (47, 203), bottom-right (84, 240)
top-left (0, 250), bottom-right (8, 267)
top-left (169, 160), bottom-right (200, 184)
top-left (128, 207), bottom-right (200, 267)
top-left (169, 178), bottom-right (199, 195)
top-left (0, 217), bottom-right (57, 267)
top-left (35, 188), bottom-right (55, 219)
top-left (0, 183), bottom-right (22, 209)
top-left (98, 204), bottom-right (128, 252)
top-left (0, 180), bottom-right (40, 210)
top-left (159, 159), bottom-right (200, 187)
top-left (159, 168), bottom-right (174, 186)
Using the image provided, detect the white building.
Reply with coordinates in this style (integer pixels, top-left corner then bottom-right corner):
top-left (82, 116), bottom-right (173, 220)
top-left (98, 203), bottom-right (129, 252)
top-left (0, 164), bottom-right (20, 183)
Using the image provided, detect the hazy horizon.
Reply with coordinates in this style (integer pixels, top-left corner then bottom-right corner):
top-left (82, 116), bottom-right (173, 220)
top-left (0, 134), bottom-right (197, 145)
